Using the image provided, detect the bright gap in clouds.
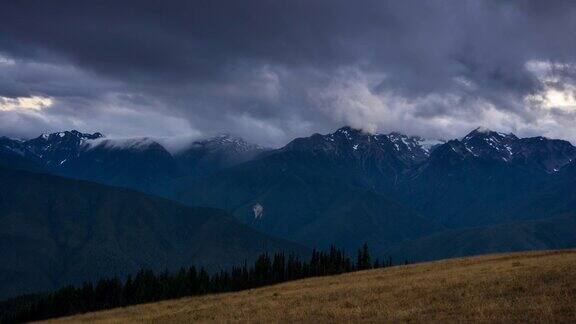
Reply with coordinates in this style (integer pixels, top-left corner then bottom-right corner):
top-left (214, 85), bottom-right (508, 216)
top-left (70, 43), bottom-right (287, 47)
top-left (525, 60), bottom-right (576, 111)
top-left (0, 53), bottom-right (15, 65)
top-left (0, 96), bottom-right (54, 111)
top-left (539, 87), bottom-right (576, 110)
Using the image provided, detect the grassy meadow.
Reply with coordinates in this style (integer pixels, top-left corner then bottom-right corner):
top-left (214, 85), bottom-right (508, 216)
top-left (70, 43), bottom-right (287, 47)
top-left (45, 249), bottom-right (576, 323)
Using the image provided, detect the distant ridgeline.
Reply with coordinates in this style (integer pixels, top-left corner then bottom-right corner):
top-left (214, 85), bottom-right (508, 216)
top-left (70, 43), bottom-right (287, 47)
top-left (0, 244), bottom-right (398, 323)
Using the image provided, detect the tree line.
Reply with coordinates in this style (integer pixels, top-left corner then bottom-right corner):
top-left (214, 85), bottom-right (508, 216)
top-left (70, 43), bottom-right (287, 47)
top-left (0, 243), bottom-right (401, 323)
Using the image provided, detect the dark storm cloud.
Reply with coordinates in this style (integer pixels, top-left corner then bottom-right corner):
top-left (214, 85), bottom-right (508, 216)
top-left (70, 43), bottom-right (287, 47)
top-left (1, 0), bottom-right (368, 82)
top-left (1, 0), bottom-right (576, 145)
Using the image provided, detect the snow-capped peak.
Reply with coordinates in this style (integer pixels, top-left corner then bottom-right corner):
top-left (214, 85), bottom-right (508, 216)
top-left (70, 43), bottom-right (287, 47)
top-left (36, 130), bottom-right (104, 142)
top-left (195, 134), bottom-right (263, 151)
top-left (285, 127), bottom-right (443, 164)
top-left (333, 126), bottom-right (364, 141)
top-left (463, 127), bottom-right (517, 141)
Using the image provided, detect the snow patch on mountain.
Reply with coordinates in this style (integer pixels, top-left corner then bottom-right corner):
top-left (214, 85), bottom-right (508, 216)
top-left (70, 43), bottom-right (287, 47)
top-left (253, 203), bottom-right (264, 219)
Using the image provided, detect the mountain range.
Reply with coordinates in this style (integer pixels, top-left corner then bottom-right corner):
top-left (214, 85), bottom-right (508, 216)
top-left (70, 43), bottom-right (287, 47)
top-left (178, 126), bottom-right (576, 252)
top-left (0, 131), bottom-right (265, 197)
top-left (2, 126), bottom-right (576, 298)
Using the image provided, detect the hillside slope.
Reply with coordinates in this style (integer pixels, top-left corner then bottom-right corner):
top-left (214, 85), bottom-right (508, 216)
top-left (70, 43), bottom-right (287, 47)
top-left (51, 250), bottom-right (576, 323)
top-left (384, 215), bottom-right (576, 262)
top-left (0, 167), bottom-right (306, 299)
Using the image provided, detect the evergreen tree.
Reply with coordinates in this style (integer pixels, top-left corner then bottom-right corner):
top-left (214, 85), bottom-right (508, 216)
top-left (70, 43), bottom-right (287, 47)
top-left (361, 243), bottom-right (371, 270)
top-left (356, 243), bottom-right (372, 270)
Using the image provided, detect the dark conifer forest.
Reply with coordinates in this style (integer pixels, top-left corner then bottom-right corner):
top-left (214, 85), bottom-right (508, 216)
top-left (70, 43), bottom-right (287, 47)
top-left (0, 244), bottom-right (399, 323)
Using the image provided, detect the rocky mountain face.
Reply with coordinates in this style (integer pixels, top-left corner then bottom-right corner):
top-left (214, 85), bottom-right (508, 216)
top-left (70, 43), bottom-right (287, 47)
top-left (276, 126), bottom-right (444, 191)
top-left (24, 130), bottom-right (104, 167)
top-left (173, 134), bottom-right (267, 178)
top-left (281, 126), bottom-right (441, 165)
top-left (441, 127), bottom-right (576, 172)
top-left (399, 127), bottom-right (576, 228)
top-left (0, 137), bottom-right (43, 172)
top-left (0, 131), bottom-right (177, 195)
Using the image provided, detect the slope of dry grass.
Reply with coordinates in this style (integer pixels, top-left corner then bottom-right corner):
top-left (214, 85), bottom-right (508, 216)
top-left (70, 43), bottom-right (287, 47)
top-left (47, 249), bottom-right (576, 323)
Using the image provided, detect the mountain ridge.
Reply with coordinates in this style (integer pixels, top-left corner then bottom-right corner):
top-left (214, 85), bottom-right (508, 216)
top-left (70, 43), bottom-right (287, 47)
top-left (0, 166), bottom-right (307, 299)
top-left (0, 130), bottom-right (268, 196)
top-left (5, 126), bottom-right (575, 178)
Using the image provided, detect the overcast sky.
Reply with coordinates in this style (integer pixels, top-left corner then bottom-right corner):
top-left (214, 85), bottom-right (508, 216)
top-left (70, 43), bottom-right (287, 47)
top-left (1, 0), bottom-right (575, 146)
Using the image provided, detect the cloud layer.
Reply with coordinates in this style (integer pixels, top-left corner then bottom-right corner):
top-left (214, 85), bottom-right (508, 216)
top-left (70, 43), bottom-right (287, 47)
top-left (1, 0), bottom-right (575, 145)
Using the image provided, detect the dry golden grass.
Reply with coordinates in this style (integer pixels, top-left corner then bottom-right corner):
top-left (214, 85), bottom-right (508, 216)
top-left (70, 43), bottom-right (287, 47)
top-left (46, 249), bottom-right (576, 323)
